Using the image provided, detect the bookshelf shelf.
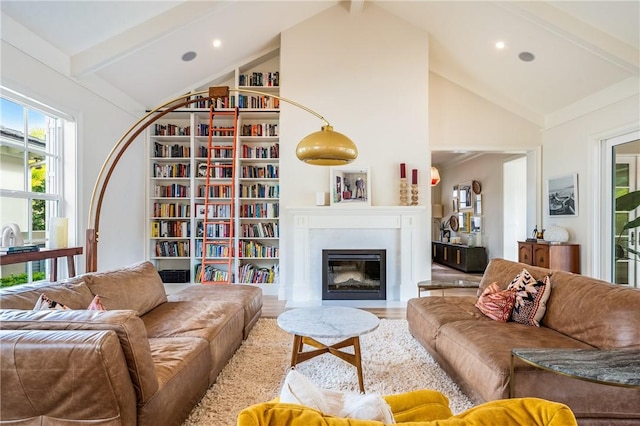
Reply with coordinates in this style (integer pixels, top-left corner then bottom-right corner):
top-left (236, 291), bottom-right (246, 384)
top-left (146, 50), bottom-right (280, 291)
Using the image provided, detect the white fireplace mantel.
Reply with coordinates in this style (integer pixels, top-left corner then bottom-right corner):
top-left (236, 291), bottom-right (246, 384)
top-left (286, 206), bottom-right (428, 303)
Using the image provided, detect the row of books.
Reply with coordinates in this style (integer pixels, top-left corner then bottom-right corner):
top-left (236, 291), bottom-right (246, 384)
top-left (196, 241), bottom-right (232, 258)
top-left (239, 202), bottom-right (279, 219)
top-left (150, 220), bottom-right (190, 238)
top-left (196, 222), bottom-right (230, 238)
top-left (240, 123), bottom-right (278, 137)
top-left (152, 202), bottom-right (191, 218)
top-left (154, 240), bottom-right (189, 257)
top-left (0, 245), bottom-right (40, 254)
top-left (239, 183), bottom-right (279, 199)
top-left (198, 146), bottom-right (233, 159)
top-left (196, 204), bottom-right (232, 219)
top-left (241, 164), bottom-right (279, 179)
top-left (153, 163), bottom-right (190, 178)
top-left (154, 123), bottom-right (190, 136)
top-left (240, 222), bottom-right (279, 238)
top-left (241, 143), bottom-right (279, 159)
top-left (153, 184), bottom-right (189, 198)
top-left (238, 240), bottom-right (279, 258)
top-left (196, 184), bottom-right (232, 198)
top-left (153, 142), bottom-right (190, 158)
top-left (239, 72), bottom-right (279, 87)
top-left (202, 163), bottom-right (234, 178)
top-left (237, 263), bottom-right (278, 284)
top-left (237, 95), bottom-right (279, 110)
top-left (194, 264), bottom-right (230, 283)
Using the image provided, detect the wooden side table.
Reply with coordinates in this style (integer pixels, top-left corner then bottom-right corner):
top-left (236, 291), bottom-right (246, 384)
top-left (0, 247), bottom-right (83, 281)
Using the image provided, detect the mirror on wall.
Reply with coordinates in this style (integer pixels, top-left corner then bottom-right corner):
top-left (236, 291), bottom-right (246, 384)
top-left (459, 181), bottom-right (473, 210)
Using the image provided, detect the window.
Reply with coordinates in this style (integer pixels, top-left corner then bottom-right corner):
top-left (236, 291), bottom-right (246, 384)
top-left (0, 87), bottom-right (74, 285)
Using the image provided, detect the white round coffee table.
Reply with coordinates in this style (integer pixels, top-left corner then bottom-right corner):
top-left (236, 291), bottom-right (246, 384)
top-left (277, 306), bottom-right (380, 393)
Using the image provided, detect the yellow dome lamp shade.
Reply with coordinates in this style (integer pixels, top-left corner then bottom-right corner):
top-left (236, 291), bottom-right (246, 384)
top-left (296, 125), bottom-right (358, 166)
top-left (223, 86), bottom-right (358, 166)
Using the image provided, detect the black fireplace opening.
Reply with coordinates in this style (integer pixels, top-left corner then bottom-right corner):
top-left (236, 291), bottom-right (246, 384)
top-left (322, 249), bottom-right (386, 300)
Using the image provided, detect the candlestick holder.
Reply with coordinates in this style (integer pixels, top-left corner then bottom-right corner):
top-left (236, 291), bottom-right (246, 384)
top-left (410, 184), bottom-right (419, 206)
top-left (399, 178), bottom-right (409, 206)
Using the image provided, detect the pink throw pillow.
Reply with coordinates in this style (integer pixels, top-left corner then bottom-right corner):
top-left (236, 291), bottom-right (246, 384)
top-left (475, 282), bottom-right (516, 322)
top-left (87, 295), bottom-right (107, 311)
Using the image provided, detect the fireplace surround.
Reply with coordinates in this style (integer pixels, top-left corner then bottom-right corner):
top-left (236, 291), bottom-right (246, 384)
top-left (287, 206), bottom-right (428, 302)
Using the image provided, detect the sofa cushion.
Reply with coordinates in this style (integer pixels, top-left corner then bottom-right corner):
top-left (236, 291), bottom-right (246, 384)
top-left (475, 283), bottom-right (516, 322)
top-left (434, 320), bottom-right (594, 401)
top-left (83, 261), bottom-right (167, 315)
top-left (507, 271), bottom-right (551, 326)
top-left (544, 271), bottom-right (640, 348)
top-left (142, 299), bottom-right (245, 385)
top-left (168, 284), bottom-right (262, 337)
top-left (0, 279), bottom-right (93, 310)
top-left (0, 308), bottom-right (159, 405)
top-left (407, 296), bottom-right (488, 350)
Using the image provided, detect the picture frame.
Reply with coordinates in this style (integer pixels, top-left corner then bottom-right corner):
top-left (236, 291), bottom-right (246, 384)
top-left (330, 167), bottom-right (371, 206)
top-left (547, 174), bottom-right (578, 217)
top-left (458, 181), bottom-right (473, 210)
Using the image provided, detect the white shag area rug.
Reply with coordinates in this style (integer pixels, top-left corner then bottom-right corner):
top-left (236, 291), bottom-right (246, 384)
top-left (182, 318), bottom-right (474, 426)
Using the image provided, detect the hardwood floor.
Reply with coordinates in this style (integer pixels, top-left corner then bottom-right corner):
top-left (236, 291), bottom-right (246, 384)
top-left (261, 263), bottom-right (483, 320)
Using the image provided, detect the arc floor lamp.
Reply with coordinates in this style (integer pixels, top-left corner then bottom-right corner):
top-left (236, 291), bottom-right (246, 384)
top-left (86, 86), bottom-right (357, 272)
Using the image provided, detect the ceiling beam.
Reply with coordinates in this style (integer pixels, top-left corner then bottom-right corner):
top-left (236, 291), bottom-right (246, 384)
top-left (498, 2), bottom-right (639, 74)
top-left (70, 1), bottom-right (225, 78)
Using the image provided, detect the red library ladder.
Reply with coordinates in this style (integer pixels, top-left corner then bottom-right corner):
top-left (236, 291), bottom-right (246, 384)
top-left (199, 107), bottom-right (238, 284)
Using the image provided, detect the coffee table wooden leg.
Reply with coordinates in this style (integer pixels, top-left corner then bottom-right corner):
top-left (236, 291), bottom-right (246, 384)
top-left (290, 335), bottom-right (303, 367)
top-left (353, 336), bottom-right (364, 393)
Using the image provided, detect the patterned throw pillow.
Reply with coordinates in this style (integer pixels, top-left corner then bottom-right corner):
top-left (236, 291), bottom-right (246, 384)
top-left (33, 293), bottom-right (70, 310)
top-left (507, 269), bottom-right (552, 327)
top-left (475, 282), bottom-right (517, 322)
top-left (87, 294), bottom-right (107, 311)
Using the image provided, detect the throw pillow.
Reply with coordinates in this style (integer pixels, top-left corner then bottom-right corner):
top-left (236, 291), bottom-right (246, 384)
top-left (507, 269), bottom-right (552, 326)
top-left (475, 282), bottom-right (516, 322)
top-left (279, 369), bottom-right (394, 423)
top-left (33, 293), bottom-right (70, 310)
top-left (87, 294), bottom-right (107, 311)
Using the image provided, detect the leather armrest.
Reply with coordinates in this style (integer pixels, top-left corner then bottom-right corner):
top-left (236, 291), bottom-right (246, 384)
top-left (0, 329), bottom-right (137, 424)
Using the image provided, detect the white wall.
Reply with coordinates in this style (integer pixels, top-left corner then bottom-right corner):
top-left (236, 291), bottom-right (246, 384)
top-left (1, 40), bottom-right (146, 273)
top-left (542, 94), bottom-right (640, 277)
top-left (279, 3), bottom-right (431, 288)
top-left (430, 73), bottom-right (541, 152)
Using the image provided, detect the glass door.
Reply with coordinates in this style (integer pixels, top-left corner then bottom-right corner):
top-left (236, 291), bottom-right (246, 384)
top-left (612, 140), bottom-right (640, 287)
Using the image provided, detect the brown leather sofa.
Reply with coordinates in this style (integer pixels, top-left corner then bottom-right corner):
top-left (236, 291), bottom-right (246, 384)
top-left (0, 261), bottom-right (262, 426)
top-left (407, 258), bottom-right (640, 426)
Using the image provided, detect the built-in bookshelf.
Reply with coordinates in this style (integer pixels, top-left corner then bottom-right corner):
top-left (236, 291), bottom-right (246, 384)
top-left (147, 50), bottom-right (280, 294)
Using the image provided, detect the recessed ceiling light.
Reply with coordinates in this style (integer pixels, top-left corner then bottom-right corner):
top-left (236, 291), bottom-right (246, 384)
top-left (495, 41), bottom-right (506, 50)
top-left (519, 51), bottom-right (535, 62)
top-left (212, 39), bottom-right (222, 48)
top-left (181, 51), bottom-right (197, 62)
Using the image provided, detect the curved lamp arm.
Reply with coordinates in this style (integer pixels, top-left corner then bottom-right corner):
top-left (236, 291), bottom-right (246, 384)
top-left (86, 86), bottom-right (355, 272)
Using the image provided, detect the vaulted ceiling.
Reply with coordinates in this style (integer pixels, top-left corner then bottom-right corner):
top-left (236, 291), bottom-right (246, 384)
top-left (1, 0), bottom-right (638, 131)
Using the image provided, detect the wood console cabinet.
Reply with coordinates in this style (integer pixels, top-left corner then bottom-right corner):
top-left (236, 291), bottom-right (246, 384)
top-left (517, 241), bottom-right (580, 273)
top-left (432, 242), bottom-right (487, 273)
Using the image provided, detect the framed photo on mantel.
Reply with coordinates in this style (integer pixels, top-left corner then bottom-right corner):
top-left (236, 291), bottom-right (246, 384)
top-left (330, 167), bottom-right (371, 206)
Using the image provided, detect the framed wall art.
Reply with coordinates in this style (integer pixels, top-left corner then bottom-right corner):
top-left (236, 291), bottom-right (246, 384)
top-left (547, 174), bottom-right (578, 217)
top-left (330, 167), bottom-right (371, 206)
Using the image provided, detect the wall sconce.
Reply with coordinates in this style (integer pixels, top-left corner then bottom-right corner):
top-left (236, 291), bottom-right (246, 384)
top-left (431, 166), bottom-right (441, 186)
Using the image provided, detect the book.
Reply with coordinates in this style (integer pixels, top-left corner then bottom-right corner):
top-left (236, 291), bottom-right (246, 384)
top-left (1, 245), bottom-right (40, 254)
